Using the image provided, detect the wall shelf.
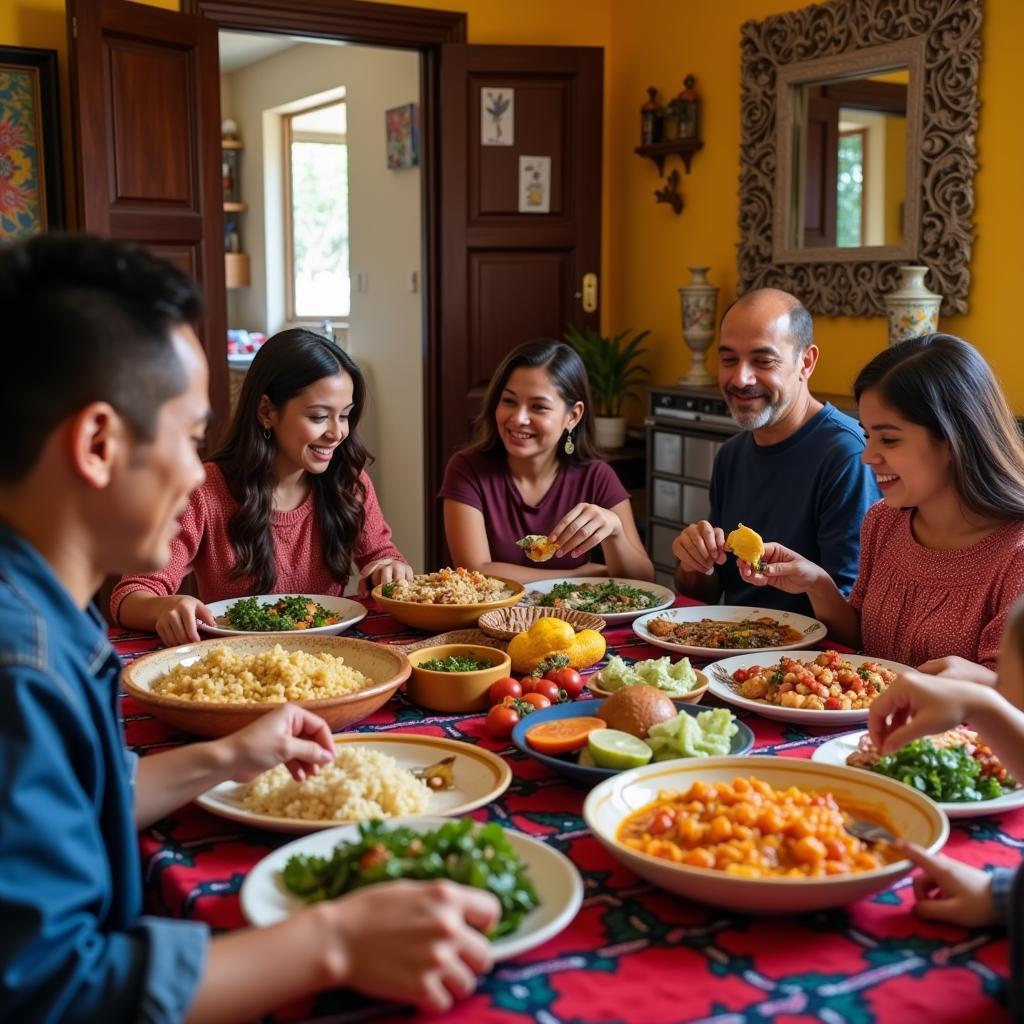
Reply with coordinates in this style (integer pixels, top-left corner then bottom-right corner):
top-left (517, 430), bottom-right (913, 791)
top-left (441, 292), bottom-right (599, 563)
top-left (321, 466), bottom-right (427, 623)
top-left (223, 201), bottom-right (247, 213)
top-left (634, 138), bottom-right (704, 176)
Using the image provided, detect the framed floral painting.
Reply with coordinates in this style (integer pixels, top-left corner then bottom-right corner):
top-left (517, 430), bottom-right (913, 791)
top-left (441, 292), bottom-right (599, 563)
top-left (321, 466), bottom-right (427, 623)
top-left (0, 46), bottom-right (64, 238)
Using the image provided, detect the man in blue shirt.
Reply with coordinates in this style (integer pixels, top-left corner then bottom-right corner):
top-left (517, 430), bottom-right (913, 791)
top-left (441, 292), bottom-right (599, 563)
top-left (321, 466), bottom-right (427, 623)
top-left (673, 288), bottom-right (880, 615)
top-left (0, 235), bottom-right (498, 1023)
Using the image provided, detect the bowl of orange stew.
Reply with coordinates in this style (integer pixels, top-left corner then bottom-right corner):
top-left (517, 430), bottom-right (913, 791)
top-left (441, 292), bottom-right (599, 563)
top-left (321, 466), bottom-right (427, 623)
top-left (582, 756), bottom-right (948, 913)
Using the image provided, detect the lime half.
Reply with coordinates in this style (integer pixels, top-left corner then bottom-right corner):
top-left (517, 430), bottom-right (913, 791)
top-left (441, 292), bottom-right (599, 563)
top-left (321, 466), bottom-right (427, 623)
top-left (587, 729), bottom-right (653, 771)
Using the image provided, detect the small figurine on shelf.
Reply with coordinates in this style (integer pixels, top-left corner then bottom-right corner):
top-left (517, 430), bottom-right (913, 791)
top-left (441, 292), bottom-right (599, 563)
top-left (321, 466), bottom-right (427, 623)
top-left (224, 221), bottom-right (240, 254)
top-left (669, 75), bottom-right (700, 140)
top-left (640, 86), bottom-right (664, 146)
top-left (221, 118), bottom-right (239, 142)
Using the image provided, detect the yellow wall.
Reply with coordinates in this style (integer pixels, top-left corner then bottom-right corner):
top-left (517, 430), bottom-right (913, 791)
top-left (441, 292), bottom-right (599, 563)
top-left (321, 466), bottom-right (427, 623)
top-left (606, 0), bottom-right (1024, 409)
top-left (5, 0), bottom-right (1023, 407)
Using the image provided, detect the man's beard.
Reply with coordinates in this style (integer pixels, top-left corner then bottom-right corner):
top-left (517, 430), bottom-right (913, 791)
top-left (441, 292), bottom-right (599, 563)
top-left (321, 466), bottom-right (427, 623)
top-left (725, 389), bottom-right (787, 430)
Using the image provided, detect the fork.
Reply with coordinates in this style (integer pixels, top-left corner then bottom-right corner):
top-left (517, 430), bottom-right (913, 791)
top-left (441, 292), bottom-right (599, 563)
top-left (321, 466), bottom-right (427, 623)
top-left (844, 814), bottom-right (897, 844)
top-left (710, 665), bottom-right (737, 689)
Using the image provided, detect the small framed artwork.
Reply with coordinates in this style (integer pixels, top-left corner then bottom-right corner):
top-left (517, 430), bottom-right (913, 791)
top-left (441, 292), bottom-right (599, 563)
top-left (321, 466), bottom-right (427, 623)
top-left (385, 102), bottom-right (419, 170)
top-left (518, 155), bottom-right (551, 214)
top-left (481, 87), bottom-right (514, 146)
top-left (0, 46), bottom-right (64, 238)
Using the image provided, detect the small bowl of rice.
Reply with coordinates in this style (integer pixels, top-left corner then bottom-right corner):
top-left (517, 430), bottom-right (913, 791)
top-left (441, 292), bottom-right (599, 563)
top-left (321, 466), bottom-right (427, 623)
top-left (121, 635), bottom-right (411, 738)
top-left (372, 567), bottom-right (524, 632)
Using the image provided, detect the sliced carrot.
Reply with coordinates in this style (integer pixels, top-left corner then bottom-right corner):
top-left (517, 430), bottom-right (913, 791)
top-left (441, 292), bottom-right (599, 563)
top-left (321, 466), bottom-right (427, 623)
top-left (526, 717), bottom-right (607, 755)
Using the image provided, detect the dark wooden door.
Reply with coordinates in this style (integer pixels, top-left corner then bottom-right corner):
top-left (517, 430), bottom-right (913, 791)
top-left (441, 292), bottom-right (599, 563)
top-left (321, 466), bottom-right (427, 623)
top-left (67, 0), bottom-right (228, 427)
top-left (803, 92), bottom-right (839, 247)
top-left (432, 44), bottom-right (603, 565)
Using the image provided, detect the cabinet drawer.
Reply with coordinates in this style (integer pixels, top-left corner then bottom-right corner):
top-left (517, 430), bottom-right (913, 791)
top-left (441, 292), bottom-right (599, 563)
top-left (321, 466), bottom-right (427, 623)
top-left (683, 485), bottom-right (711, 524)
top-left (684, 436), bottom-right (720, 483)
top-left (652, 479), bottom-right (682, 521)
top-left (651, 523), bottom-right (678, 566)
top-left (652, 431), bottom-right (683, 475)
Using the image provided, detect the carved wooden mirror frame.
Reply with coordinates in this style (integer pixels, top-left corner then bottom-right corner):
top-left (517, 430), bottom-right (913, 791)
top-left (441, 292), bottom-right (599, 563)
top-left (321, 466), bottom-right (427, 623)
top-left (737, 0), bottom-right (982, 317)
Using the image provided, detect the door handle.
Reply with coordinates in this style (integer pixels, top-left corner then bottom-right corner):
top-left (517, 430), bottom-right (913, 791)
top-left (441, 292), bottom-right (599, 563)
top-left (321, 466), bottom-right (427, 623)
top-left (576, 273), bottom-right (598, 313)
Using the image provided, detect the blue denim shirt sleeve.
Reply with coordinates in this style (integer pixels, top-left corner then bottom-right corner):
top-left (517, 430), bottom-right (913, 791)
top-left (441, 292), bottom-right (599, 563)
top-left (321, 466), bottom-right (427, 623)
top-left (0, 663), bottom-right (209, 1023)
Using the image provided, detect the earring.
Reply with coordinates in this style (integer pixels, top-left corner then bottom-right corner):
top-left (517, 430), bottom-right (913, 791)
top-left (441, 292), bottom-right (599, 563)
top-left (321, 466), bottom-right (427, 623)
top-left (263, 426), bottom-right (272, 440)
top-left (564, 430), bottom-right (575, 456)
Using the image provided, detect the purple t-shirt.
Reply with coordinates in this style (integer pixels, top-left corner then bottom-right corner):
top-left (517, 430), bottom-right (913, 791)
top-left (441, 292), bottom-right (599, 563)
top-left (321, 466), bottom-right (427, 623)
top-left (439, 450), bottom-right (630, 570)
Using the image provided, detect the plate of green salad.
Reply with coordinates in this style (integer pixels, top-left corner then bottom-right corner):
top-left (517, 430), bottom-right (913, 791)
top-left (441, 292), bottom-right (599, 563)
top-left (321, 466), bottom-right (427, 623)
top-left (812, 729), bottom-right (1024, 819)
top-left (523, 577), bottom-right (675, 623)
top-left (200, 593), bottom-right (367, 637)
top-left (240, 816), bottom-right (583, 959)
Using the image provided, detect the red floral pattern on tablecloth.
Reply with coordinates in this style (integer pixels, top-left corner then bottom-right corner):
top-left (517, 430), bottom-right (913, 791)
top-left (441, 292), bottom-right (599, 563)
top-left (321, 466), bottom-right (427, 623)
top-left (116, 598), bottom-right (1017, 1024)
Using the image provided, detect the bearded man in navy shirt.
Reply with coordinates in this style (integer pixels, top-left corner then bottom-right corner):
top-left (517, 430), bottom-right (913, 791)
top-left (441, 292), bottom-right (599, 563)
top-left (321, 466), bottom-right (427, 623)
top-left (673, 288), bottom-right (880, 616)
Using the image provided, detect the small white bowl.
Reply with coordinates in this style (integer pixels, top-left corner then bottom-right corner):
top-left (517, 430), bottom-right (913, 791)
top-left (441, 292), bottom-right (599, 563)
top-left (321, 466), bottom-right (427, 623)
top-left (583, 755), bottom-right (948, 913)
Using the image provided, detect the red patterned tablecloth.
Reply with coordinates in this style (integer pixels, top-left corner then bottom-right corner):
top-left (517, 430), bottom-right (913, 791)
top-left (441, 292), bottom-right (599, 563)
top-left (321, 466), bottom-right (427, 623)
top-left (115, 599), bottom-right (1017, 1024)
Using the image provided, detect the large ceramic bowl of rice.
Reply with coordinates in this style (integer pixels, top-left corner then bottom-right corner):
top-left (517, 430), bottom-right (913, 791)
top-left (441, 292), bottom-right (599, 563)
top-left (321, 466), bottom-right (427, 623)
top-left (372, 567), bottom-right (524, 632)
top-left (121, 635), bottom-right (410, 738)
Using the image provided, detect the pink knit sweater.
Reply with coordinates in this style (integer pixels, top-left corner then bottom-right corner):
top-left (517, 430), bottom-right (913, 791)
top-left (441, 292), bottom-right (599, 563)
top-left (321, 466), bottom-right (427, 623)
top-left (111, 463), bottom-right (405, 621)
top-left (849, 502), bottom-right (1024, 669)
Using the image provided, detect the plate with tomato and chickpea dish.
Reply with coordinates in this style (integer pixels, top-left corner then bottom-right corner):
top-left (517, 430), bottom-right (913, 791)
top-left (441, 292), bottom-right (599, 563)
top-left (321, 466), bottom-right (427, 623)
top-left (705, 650), bottom-right (911, 727)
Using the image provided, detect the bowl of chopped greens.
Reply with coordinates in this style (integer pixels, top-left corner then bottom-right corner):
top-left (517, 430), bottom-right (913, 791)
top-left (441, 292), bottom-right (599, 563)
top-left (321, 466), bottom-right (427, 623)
top-left (511, 699), bottom-right (753, 787)
top-left (406, 643), bottom-right (514, 713)
top-left (200, 594), bottom-right (367, 637)
top-left (588, 655), bottom-right (709, 703)
top-left (240, 817), bottom-right (583, 960)
top-left (523, 577), bottom-right (675, 624)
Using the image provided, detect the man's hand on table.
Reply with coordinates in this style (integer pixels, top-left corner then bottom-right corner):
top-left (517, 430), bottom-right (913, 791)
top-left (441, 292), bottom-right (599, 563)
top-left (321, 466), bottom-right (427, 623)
top-left (320, 879), bottom-right (500, 1012)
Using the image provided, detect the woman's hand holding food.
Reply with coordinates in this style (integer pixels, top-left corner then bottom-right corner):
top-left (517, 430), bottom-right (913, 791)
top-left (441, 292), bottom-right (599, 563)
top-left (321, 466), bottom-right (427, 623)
top-left (322, 879), bottom-right (500, 1012)
top-left (153, 594), bottom-right (218, 646)
top-left (737, 542), bottom-right (829, 595)
top-left (896, 842), bottom-right (997, 928)
top-left (549, 503), bottom-right (621, 558)
top-left (359, 558), bottom-right (415, 596)
top-left (219, 703), bottom-right (334, 783)
top-left (672, 520), bottom-right (727, 576)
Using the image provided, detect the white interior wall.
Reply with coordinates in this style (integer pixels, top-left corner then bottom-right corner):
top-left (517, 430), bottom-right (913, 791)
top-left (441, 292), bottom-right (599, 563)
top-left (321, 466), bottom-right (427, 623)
top-left (220, 39), bottom-right (425, 572)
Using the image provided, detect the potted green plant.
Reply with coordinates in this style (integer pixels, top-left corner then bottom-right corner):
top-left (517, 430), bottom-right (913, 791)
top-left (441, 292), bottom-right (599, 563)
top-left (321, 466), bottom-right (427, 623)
top-left (564, 325), bottom-right (651, 448)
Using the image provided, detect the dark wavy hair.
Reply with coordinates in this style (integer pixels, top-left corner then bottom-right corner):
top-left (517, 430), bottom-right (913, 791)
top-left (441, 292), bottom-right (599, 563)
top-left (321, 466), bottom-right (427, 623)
top-left (211, 329), bottom-right (370, 591)
top-left (854, 333), bottom-right (1024, 521)
top-left (462, 339), bottom-right (599, 462)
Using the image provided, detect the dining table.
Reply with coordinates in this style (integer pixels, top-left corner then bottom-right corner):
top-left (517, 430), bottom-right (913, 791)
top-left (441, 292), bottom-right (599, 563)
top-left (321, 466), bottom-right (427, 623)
top-left (115, 596), bottom-right (1018, 1024)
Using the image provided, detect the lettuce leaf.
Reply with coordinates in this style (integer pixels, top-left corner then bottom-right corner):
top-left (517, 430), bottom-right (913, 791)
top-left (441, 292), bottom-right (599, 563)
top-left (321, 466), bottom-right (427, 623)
top-left (645, 708), bottom-right (737, 761)
top-left (595, 654), bottom-right (699, 696)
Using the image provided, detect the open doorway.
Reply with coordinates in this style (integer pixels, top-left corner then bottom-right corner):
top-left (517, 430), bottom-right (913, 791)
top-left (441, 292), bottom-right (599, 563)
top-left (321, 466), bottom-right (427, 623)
top-left (218, 31), bottom-right (426, 573)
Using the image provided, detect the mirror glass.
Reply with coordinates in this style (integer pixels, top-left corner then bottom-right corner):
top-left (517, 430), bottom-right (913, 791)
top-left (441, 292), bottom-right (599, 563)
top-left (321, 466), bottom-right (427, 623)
top-left (792, 68), bottom-right (909, 250)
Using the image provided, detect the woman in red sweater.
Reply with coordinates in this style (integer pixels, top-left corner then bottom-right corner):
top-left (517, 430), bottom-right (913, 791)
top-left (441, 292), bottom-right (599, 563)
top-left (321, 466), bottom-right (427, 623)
top-left (739, 333), bottom-right (1024, 672)
top-left (113, 329), bottom-right (412, 644)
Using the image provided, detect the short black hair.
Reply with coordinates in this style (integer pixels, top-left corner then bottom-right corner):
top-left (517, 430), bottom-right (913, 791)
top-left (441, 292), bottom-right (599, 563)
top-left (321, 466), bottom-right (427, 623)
top-left (0, 233), bottom-right (203, 483)
top-left (721, 289), bottom-right (814, 355)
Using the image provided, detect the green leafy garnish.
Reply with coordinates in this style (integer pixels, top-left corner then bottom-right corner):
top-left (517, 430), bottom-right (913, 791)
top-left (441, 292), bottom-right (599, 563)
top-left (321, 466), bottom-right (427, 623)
top-left (418, 655), bottom-right (494, 672)
top-left (222, 595), bottom-right (339, 631)
top-left (870, 738), bottom-right (1013, 802)
top-left (282, 819), bottom-right (539, 939)
top-left (532, 580), bottom-right (661, 614)
top-left (531, 653), bottom-right (571, 677)
top-left (380, 582), bottom-right (396, 598)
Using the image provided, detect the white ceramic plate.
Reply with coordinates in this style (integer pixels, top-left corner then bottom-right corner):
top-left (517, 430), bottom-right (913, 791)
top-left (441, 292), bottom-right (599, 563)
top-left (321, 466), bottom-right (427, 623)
top-left (812, 730), bottom-right (1024, 819)
top-left (199, 594), bottom-right (367, 637)
top-left (196, 734), bottom-right (512, 833)
top-left (523, 577), bottom-right (675, 624)
top-left (583, 755), bottom-right (948, 913)
top-left (704, 650), bottom-right (913, 727)
top-left (240, 815), bottom-right (584, 960)
top-left (632, 605), bottom-right (827, 659)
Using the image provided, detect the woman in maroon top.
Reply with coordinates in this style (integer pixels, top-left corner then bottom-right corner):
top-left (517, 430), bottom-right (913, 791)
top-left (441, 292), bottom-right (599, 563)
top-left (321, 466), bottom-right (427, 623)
top-left (441, 339), bottom-right (653, 584)
top-left (739, 334), bottom-right (1024, 672)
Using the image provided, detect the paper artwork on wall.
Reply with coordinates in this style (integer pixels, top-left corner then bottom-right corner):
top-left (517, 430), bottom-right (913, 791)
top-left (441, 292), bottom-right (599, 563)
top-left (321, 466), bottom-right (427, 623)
top-left (481, 88), bottom-right (514, 146)
top-left (518, 155), bottom-right (551, 213)
top-left (385, 102), bottom-right (419, 170)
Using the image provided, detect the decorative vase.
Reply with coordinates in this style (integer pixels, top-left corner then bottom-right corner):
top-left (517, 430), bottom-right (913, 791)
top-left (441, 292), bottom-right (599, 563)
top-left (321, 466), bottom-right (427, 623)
top-left (884, 265), bottom-right (941, 346)
top-left (678, 266), bottom-right (718, 385)
top-left (594, 415), bottom-right (628, 450)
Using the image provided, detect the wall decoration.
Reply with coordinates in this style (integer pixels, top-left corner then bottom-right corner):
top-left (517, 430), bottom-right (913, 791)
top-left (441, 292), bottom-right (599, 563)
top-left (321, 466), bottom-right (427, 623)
top-left (481, 88), bottom-right (514, 146)
top-left (0, 46), bottom-right (64, 238)
top-left (385, 102), bottom-right (419, 170)
top-left (518, 155), bottom-right (550, 214)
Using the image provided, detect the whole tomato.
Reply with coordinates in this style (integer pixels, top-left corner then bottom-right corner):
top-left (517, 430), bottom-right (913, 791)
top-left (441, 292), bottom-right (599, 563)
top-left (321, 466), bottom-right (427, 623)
top-left (520, 676), bottom-right (541, 694)
top-left (485, 703), bottom-right (520, 739)
top-left (530, 678), bottom-right (562, 704)
top-left (545, 667), bottom-right (583, 698)
top-left (520, 692), bottom-right (552, 711)
top-left (488, 677), bottom-right (522, 705)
